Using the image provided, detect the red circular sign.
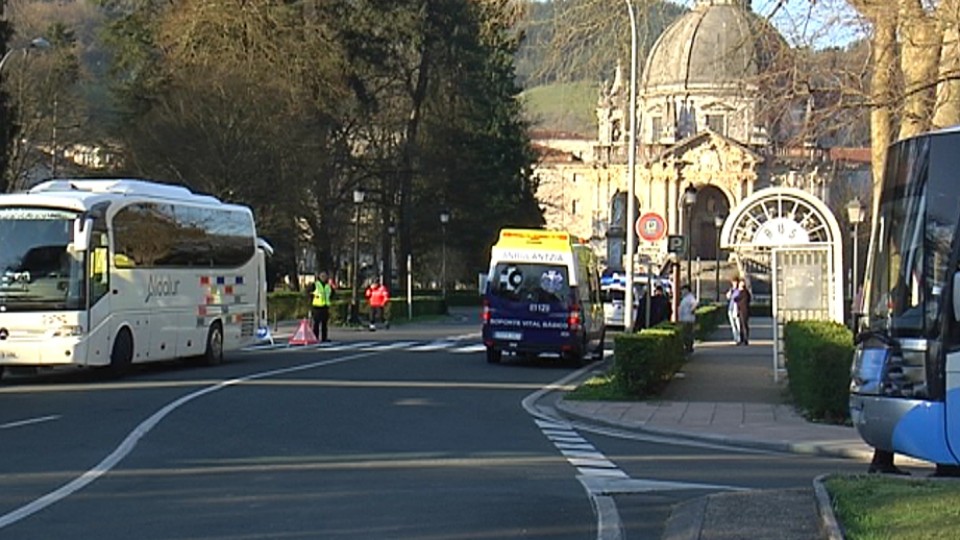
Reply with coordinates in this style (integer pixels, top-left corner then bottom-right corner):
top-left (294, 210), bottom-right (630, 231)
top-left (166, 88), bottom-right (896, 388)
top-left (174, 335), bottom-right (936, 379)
top-left (637, 212), bottom-right (666, 242)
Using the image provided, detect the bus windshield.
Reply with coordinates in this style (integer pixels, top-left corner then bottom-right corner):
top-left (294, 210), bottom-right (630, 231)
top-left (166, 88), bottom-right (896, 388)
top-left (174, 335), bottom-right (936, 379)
top-left (0, 207), bottom-right (86, 311)
top-left (865, 135), bottom-right (958, 338)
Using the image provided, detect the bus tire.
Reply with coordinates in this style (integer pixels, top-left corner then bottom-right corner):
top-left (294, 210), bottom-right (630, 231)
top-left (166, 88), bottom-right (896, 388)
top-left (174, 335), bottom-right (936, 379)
top-left (203, 322), bottom-right (224, 366)
top-left (486, 347), bottom-right (501, 364)
top-left (110, 328), bottom-right (134, 375)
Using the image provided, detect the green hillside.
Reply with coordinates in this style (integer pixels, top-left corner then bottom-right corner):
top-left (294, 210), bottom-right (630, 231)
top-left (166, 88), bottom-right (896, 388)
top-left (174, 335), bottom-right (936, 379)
top-left (520, 80), bottom-right (597, 136)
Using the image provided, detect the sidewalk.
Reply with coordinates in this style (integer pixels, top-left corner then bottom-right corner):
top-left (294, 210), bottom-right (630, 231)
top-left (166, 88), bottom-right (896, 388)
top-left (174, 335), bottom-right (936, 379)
top-left (557, 317), bottom-right (876, 462)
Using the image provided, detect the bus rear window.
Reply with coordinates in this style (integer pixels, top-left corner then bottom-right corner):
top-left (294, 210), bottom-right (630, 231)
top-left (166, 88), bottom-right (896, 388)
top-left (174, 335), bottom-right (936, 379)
top-left (489, 263), bottom-right (569, 303)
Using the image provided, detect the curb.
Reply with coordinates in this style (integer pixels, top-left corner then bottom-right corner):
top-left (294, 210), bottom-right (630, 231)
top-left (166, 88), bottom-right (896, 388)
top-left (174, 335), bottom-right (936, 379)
top-left (660, 497), bottom-right (707, 540)
top-left (813, 474), bottom-right (845, 540)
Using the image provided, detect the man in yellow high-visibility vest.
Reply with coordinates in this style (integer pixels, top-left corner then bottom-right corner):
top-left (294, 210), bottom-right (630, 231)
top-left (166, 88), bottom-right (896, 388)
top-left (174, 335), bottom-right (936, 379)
top-left (311, 271), bottom-right (334, 342)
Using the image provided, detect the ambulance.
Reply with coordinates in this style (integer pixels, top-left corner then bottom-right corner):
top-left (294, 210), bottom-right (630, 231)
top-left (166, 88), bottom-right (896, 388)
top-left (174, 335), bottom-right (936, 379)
top-left (481, 228), bottom-right (605, 364)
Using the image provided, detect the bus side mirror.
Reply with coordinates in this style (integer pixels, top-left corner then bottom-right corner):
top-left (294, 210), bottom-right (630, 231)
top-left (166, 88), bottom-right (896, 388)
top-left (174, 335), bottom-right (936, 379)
top-left (71, 218), bottom-right (93, 253)
top-left (953, 272), bottom-right (960, 321)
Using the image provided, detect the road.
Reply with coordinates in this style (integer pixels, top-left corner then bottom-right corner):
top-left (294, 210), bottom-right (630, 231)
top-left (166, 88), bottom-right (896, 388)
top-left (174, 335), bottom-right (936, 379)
top-left (0, 322), bottom-right (861, 539)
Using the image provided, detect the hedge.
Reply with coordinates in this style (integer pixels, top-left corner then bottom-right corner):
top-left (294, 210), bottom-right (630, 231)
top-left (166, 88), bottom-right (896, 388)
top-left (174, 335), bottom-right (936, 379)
top-left (265, 291), bottom-right (448, 326)
top-left (613, 324), bottom-right (685, 397)
top-left (783, 320), bottom-right (854, 423)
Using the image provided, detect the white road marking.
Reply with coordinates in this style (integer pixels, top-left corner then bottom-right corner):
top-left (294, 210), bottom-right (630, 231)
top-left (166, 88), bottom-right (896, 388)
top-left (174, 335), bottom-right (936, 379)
top-left (0, 351), bottom-right (375, 530)
top-left (362, 341), bottom-right (418, 351)
top-left (318, 341), bottom-right (375, 351)
top-left (406, 341), bottom-right (455, 351)
top-left (450, 344), bottom-right (486, 353)
top-left (0, 415), bottom-right (60, 430)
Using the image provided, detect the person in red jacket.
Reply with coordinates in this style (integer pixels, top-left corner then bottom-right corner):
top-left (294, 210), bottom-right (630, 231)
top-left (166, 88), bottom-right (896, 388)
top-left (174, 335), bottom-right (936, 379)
top-left (365, 279), bottom-right (391, 331)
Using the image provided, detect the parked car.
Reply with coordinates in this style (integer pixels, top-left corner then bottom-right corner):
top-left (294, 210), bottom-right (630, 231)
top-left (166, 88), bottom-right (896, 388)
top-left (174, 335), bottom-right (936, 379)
top-left (601, 273), bottom-right (672, 330)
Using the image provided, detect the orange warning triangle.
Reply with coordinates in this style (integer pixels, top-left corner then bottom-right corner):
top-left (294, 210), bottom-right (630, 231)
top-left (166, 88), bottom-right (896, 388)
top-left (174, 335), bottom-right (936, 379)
top-left (289, 318), bottom-right (319, 345)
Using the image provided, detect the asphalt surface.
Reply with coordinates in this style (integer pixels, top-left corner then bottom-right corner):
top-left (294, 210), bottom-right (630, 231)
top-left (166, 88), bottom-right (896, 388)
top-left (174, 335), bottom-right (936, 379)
top-left (265, 308), bottom-right (931, 539)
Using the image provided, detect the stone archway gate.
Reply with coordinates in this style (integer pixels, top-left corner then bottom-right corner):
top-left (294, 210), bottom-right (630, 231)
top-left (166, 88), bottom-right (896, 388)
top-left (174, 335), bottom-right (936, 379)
top-left (718, 187), bottom-right (845, 382)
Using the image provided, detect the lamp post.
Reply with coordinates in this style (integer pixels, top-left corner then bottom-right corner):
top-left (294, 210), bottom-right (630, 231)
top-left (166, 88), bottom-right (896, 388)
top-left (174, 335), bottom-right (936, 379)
top-left (387, 222), bottom-right (396, 292)
top-left (349, 187), bottom-right (365, 325)
top-left (683, 185), bottom-right (698, 287)
top-left (440, 209), bottom-right (450, 299)
top-left (714, 214), bottom-right (724, 302)
top-left (846, 197), bottom-right (866, 326)
top-left (623, 0), bottom-right (639, 330)
top-left (0, 37), bottom-right (49, 73)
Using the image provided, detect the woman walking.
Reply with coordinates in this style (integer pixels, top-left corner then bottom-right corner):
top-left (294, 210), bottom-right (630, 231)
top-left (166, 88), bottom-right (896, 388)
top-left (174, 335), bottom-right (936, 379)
top-left (725, 278), bottom-right (741, 344)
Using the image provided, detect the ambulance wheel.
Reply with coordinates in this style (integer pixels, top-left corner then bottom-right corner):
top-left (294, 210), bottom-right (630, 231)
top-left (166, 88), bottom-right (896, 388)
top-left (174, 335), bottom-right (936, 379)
top-left (486, 347), bottom-right (502, 364)
top-left (109, 328), bottom-right (134, 375)
top-left (203, 322), bottom-right (224, 366)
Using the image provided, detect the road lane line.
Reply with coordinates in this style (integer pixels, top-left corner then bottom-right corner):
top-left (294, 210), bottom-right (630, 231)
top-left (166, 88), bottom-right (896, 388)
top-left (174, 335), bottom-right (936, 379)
top-left (0, 415), bottom-right (60, 430)
top-left (0, 351), bottom-right (375, 530)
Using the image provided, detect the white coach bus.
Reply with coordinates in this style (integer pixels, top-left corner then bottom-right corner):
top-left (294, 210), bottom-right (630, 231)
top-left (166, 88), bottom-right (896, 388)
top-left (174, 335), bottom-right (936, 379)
top-left (0, 179), bottom-right (271, 379)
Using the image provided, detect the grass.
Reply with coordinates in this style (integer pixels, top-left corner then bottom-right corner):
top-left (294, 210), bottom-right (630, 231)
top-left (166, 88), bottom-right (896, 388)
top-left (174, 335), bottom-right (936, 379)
top-left (520, 80), bottom-right (597, 135)
top-left (825, 475), bottom-right (960, 539)
top-left (564, 372), bottom-right (637, 401)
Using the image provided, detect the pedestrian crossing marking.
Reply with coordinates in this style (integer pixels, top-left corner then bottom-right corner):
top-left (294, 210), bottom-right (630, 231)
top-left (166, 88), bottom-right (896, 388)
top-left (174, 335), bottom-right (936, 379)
top-left (407, 341), bottom-right (456, 351)
top-left (450, 344), bottom-right (486, 353)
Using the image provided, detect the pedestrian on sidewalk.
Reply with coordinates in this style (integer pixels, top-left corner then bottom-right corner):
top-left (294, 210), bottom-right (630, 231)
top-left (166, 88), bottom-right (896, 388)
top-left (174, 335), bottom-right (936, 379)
top-left (310, 271), bottom-right (334, 342)
top-left (734, 278), bottom-right (752, 345)
top-left (725, 278), bottom-right (742, 344)
top-left (678, 285), bottom-right (698, 352)
top-left (365, 278), bottom-right (390, 331)
top-left (634, 284), bottom-right (671, 331)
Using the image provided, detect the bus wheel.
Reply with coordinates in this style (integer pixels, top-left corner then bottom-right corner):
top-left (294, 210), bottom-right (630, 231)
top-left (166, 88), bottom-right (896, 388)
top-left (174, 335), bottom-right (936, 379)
top-left (110, 328), bottom-right (134, 375)
top-left (203, 323), bottom-right (224, 366)
top-left (486, 347), bottom-right (502, 364)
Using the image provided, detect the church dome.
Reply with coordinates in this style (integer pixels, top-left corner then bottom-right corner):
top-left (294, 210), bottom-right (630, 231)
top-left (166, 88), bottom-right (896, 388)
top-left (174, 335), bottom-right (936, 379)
top-left (641, 0), bottom-right (785, 91)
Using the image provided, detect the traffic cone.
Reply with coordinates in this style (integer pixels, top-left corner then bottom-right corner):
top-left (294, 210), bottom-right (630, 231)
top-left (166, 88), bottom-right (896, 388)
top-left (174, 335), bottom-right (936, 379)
top-left (289, 319), bottom-right (319, 345)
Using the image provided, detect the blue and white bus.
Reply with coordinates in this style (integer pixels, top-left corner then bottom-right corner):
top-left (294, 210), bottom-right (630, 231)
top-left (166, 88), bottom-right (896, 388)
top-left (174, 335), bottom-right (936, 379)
top-left (850, 127), bottom-right (960, 472)
top-left (0, 179), bottom-right (271, 379)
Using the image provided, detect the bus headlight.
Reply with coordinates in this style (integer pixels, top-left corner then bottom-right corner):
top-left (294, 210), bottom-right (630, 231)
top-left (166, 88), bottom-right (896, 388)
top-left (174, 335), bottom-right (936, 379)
top-left (50, 325), bottom-right (84, 337)
top-left (851, 347), bottom-right (891, 395)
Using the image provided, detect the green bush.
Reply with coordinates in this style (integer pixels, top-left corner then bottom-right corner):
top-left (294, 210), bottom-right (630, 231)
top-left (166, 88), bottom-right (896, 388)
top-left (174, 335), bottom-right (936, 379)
top-left (613, 325), bottom-right (685, 397)
top-left (783, 320), bottom-right (853, 423)
top-left (266, 292), bottom-right (448, 326)
top-left (694, 304), bottom-right (724, 340)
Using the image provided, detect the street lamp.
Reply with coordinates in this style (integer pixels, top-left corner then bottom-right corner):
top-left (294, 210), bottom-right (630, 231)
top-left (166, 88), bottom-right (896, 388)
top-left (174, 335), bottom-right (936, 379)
top-left (440, 209), bottom-right (450, 298)
top-left (0, 37), bottom-right (50, 73)
top-left (349, 187), bottom-right (365, 325)
top-left (623, 0), bottom-right (639, 330)
top-left (846, 197), bottom-right (866, 325)
top-left (387, 222), bottom-right (396, 292)
top-left (714, 214), bottom-right (725, 302)
top-left (683, 185), bottom-right (698, 287)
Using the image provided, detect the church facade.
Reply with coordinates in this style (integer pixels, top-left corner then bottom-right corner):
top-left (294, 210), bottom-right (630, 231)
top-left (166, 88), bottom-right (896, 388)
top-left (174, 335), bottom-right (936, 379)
top-left (532, 0), bottom-right (869, 278)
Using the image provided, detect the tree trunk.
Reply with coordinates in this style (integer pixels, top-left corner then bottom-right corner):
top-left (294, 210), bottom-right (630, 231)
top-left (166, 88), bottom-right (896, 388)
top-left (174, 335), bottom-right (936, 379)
top-left (867, 7), bottom-right (898, 216)
top-left (933, 0), bottom-right (960, 128)
top-left (898, 0), bottom-right (941, 139)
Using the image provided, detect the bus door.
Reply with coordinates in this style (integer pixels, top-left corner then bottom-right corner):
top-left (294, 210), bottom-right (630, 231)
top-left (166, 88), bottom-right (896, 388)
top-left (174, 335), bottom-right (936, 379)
top-left (86, 231), bottom-right (113, 366)
top-left (946, 347), bottom-right (960, 463)
top-left (255, 239), bottom-right (274, 341)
